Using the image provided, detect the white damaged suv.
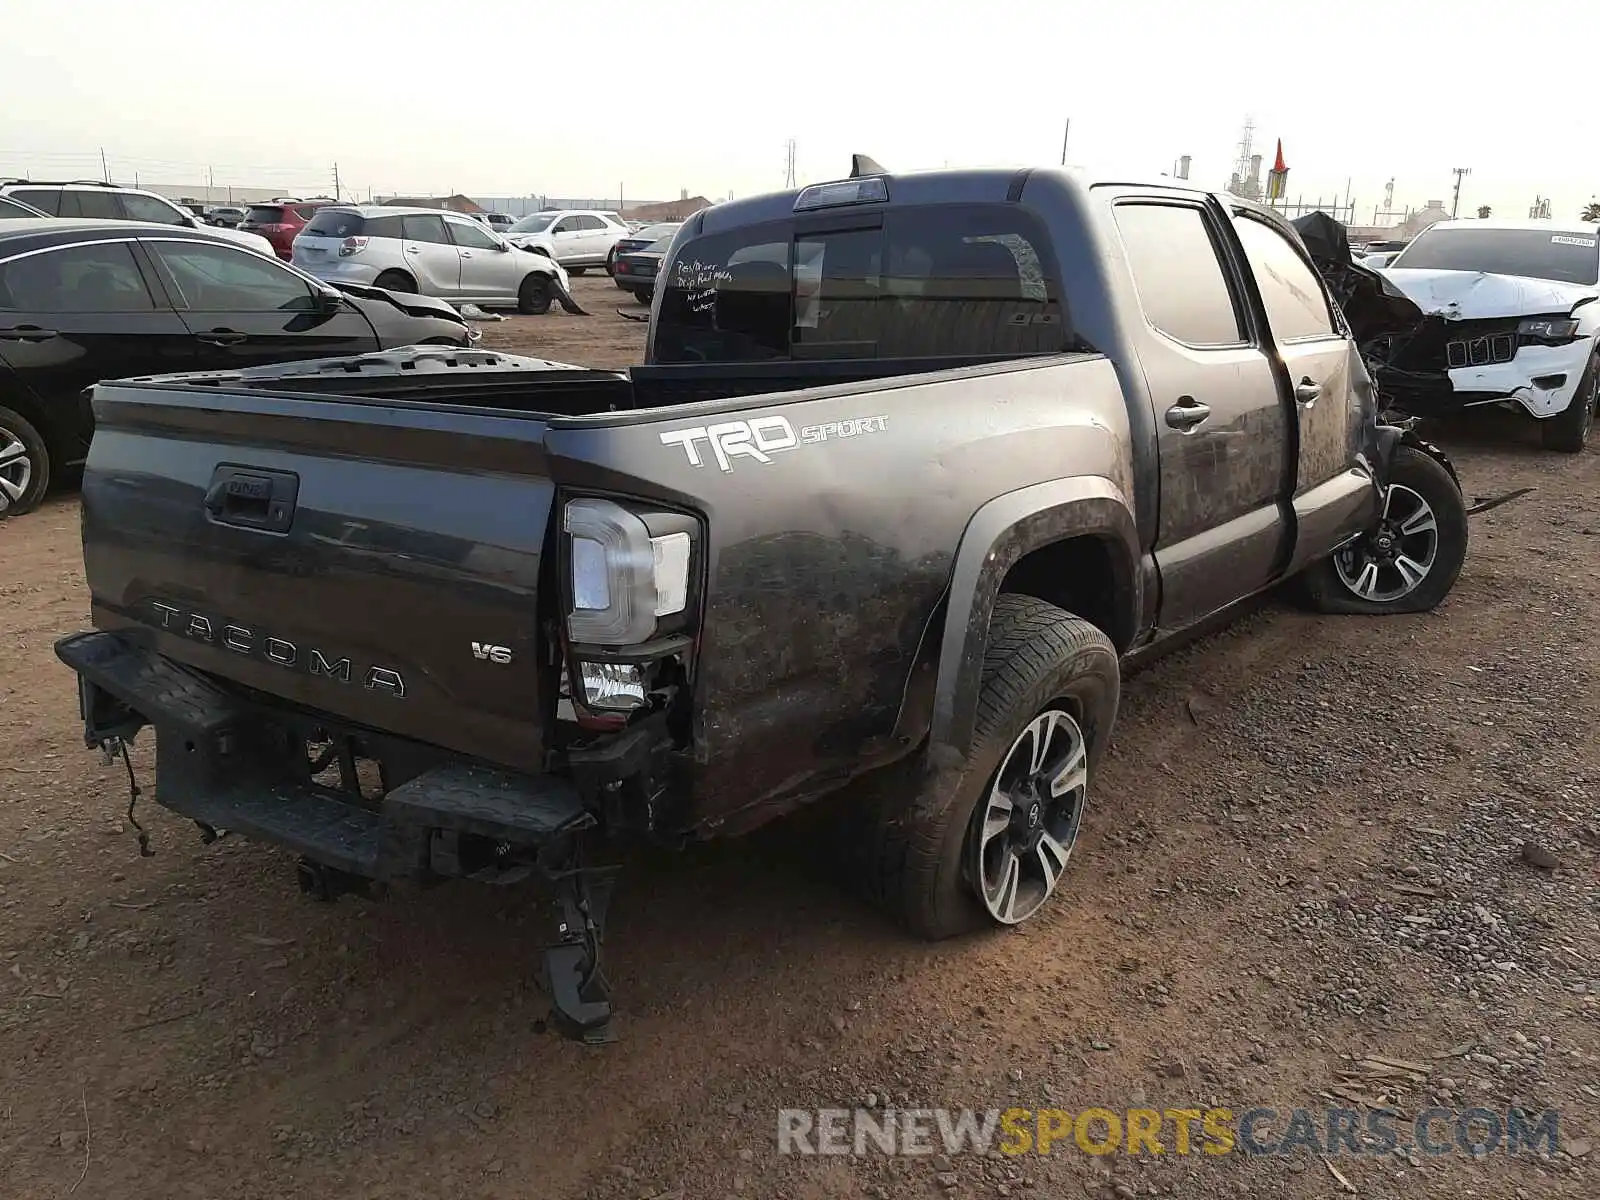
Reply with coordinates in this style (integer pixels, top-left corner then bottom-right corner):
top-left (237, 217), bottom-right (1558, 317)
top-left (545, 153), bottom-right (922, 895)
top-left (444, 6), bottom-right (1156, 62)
top-left (1378, 218), bottom-right (1600, 451)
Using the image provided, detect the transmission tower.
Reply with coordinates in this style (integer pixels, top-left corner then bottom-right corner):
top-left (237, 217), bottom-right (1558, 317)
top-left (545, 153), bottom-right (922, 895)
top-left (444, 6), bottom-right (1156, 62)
top-left (784, 139), bottom-right (797, 188)
top-left (1230, 116), bottom-right (1255, 190)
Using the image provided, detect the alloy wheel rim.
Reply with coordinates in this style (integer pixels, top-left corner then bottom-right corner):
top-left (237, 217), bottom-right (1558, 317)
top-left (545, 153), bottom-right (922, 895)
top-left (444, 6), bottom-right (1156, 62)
top-left (970, 706), bottom-right (1088, 925)
top-left (1334, 482), bottom-right (1439, 603)
top-left (0, 430), bottom-right (32, 512)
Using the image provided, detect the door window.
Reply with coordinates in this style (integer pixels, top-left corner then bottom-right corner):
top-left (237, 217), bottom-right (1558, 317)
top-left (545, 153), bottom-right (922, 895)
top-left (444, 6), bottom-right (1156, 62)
top-left (551, 216), bottom-right (580, 234)
top-left (446, 218), bottom-right (498, 250)
top-left (401, 214), bottom-right (451, 244)
top-left (0, 242), bottom-right (155, 312)
top-left (120, 192), bottom-right (190, 225)
top-left (148, 240), bottom-right (317, 311)
top-left (1232, 216), bottom-right (1339, 341)
top-left (71, 189), bottom-right (123, 220)
top-left (1113, 203), bottom-right (1245, 347)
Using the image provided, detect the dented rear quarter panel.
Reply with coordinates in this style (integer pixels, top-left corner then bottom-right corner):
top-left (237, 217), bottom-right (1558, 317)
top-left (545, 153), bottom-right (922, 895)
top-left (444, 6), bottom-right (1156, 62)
top-left (544, 355), bottom-right (1133, 834)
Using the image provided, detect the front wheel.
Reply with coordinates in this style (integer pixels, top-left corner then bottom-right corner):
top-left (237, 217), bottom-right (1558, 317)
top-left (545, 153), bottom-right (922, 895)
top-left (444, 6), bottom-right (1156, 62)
top-left (845, 595), bottom-right (1119, 940)
top-left (1540, 358), bottom-right (1597, 453)
top-left (1297, 443), bottom-right (1468, 615)
top-left (518, 274), bottom-right (553, 315)
top-left (0, 405), bottom-right (49, 518)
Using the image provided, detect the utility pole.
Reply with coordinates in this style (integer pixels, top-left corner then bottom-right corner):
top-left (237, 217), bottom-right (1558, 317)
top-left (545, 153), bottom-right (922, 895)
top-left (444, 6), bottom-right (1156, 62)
top-left (1450, 166), bottom-right (1471, 218)
top-left (99, 147), bottom-right (110, 183)
top-left (1060, 118), bottom-right (1071, 166)
top-left (784, 138), bottom-right (797, 188)
top-left (332, 162), bottom-right (341, 202)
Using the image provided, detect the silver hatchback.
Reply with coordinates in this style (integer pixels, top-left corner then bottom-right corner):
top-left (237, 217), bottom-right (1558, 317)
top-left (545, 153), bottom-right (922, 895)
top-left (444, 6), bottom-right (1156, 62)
top-left (292, 205), bottom-right (573, 314)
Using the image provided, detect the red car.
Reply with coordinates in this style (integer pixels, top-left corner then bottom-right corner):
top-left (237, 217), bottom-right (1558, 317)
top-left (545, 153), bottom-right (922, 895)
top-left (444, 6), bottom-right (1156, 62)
top-left (239, 198), bottom-right (336, 259)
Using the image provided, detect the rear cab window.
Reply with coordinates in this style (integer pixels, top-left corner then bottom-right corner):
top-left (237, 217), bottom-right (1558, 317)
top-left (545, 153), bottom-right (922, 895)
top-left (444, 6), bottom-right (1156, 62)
top-left (244, 205), bottom-right (286, 226)
top-left (653, 202), bottom-right (1072, 364)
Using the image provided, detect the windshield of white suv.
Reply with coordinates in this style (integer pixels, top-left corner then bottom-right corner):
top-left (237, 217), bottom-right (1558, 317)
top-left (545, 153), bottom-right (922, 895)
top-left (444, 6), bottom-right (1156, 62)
top-left (507, 214), bottom-right (556, 234)
top-left (1391, 228), bottom-right (1600, 286)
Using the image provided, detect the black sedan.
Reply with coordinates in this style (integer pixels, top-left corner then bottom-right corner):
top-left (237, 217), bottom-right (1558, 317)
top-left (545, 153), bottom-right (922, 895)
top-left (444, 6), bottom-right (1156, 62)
top-left (611, 234), bottom-right (675, 305)
top-left (0, 218), bottom-right (475, 517)
top-left (611, 222), bottom-right (680, 292)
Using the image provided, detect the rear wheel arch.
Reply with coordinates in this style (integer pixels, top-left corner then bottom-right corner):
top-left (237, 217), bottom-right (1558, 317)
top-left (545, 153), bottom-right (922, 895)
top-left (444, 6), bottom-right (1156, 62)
top-left (372, 269), bottom-right (416, 293)
top-left (926, 479), bottom-right (1140, 762)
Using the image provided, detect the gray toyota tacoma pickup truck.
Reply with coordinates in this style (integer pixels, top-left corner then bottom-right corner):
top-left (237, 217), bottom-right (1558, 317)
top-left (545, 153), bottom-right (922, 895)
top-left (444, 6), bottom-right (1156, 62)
top-left (55, 162), bottom-right (1469, 1038)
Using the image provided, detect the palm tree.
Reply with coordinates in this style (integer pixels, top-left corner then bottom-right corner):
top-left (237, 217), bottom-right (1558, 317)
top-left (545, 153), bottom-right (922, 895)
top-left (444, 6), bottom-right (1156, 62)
top-left (1476, 205), bottom-right (1492, 219)
top-left (1582, 201), bottom-right (1600, 222)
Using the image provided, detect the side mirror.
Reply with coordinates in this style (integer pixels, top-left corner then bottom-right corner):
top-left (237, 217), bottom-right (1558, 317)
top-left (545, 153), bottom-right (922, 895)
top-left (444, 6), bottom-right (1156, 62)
top-left (495, 241), bottom-right (510, 252)
top-left (314, 287), bottom-right (343, 313)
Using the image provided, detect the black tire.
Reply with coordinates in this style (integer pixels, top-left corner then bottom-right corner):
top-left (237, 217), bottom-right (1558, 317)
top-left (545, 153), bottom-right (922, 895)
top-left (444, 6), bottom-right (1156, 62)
top-left (1297, 443), bottom-right (1467, 615)
top-left (373, 270), bottom-right (415, 294)
top-left (518, 273), bottom-right (553, 315)
top-left (633, 288), bottom-right (653, 306)
top-left (843, 595), bottom-right (1120, 940)
top-left (0, 404), bottom-right (50, 518)
top-left (1539, 357), bottom-right (1597, 453)
top-left (604, 249), bottom-right (617, 277)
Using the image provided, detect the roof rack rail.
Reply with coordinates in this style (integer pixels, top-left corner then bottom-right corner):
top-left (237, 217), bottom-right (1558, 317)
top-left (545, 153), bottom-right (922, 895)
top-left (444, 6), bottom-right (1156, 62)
top-left (0, 178), bottom-right (120, 188)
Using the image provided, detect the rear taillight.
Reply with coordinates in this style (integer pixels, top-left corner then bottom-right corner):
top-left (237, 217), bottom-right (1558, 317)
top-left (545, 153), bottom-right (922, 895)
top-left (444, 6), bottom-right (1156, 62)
top-left (339, 236), bottom-right (369, 257)
top-left (262, 222), bottom-right (291, 234)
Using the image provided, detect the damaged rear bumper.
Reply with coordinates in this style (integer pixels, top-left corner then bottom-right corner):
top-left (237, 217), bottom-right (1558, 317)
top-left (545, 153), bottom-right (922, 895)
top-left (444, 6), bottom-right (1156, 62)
top-left (53, 630), bottom-right (673, 883)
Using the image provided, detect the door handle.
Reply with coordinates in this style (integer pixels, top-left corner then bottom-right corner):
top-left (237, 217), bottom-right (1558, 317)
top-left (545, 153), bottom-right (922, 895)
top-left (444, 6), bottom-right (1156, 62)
top-left (1165, 396), bottom-right (1212, 431)
top-left (460, 251), bottom-right (474, 258)
top-left (0, 325), bottom-right (59, 342)
top-left (1295, 378), bottom-right (1322, 405)
top-left (405, 246), bottom-right (421, 254)
top-left (197, 330), bottom-right (248, 346)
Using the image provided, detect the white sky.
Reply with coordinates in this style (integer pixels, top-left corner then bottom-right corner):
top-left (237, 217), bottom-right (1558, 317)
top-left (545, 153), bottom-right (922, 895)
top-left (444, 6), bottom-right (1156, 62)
top-left (1, 1), bottom-right (1592, 224)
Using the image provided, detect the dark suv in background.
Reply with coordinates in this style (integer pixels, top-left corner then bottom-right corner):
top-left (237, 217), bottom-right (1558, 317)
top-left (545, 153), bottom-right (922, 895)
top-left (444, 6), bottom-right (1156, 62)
top-left (240, 198), bottom-right (336, 259)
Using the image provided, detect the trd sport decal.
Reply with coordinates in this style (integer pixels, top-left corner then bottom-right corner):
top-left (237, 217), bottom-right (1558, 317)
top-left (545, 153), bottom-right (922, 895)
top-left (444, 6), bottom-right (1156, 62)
top-left (660, 414), bottom-right (889, 471)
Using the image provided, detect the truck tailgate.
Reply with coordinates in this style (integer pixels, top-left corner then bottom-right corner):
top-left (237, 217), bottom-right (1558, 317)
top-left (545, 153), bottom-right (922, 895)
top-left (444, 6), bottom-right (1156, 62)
top-left (80, 382), bottom-right (556, 771)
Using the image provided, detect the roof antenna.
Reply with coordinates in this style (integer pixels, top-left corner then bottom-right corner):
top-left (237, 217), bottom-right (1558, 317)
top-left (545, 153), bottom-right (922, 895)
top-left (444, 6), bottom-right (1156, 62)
top-left (850, 154), bottom-right (887, 178)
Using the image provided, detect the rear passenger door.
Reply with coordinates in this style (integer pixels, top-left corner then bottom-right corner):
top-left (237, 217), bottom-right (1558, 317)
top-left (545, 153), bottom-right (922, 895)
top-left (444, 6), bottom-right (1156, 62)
top-left (1228, 210), bottom-right (1377, 572)
top-left (400, 214), bottom-right (462, 297)
top-left (143, 237), bottom-right (377, 370)
top-left (1107, 195), bottom-right (1293, 631)
top-left (0, 239), bottom-right (193, 467)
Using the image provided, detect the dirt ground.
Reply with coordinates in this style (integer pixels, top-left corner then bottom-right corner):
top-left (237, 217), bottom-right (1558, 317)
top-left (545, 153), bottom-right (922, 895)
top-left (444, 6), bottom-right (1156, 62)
top-left (2, 273), bottom-right (1596, 1199)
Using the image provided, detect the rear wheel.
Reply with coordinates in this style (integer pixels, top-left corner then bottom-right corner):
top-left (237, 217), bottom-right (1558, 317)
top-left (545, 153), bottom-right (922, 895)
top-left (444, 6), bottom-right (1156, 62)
top-left (518, 273), bottom-right (553, 315)
top-left (604, 249), bottom-right (617, 277)
top-left (0, 405), bottom-right (49, 518)
top-left (633, 288), bottom-right (653, 306)
top-left (1297, 444), bottom-right (1467, 615)
top-left (1540, 357), bottom-right (1597, 453)
top-left (373, 270), bottom-right (415, 294)
top-left (843, 595), bottom-right (1119, 939)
